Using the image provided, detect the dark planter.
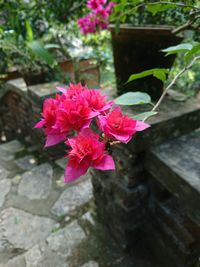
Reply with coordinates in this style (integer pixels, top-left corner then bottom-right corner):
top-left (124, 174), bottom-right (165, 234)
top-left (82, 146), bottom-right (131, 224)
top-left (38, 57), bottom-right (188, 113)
top-left (110, 25), bottom-right (182, 100)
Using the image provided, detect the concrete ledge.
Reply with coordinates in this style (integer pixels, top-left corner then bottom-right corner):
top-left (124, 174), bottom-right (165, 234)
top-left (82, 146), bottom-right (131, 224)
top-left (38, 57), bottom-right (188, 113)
top-left (127, 97), bottom-right (200, 152)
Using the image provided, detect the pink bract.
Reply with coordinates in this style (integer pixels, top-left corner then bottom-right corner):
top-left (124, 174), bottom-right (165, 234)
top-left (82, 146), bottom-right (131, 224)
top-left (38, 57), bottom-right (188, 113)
top-left (83, 89), bottom-right (113, 114)
top-left (97, 107), bottom-right (150, 143)
top-left (78, 1), bottom-right (115, 34)
top-left (34, 98), bottom-right (66, 147)
top-left (57, 83), bottom-right (87, 100)
top-left (57, 97), bottom-right (98, 133)
top-left (87, 0), bottom-right (107, 10)
top-left (64, 128), bottom-right (115, 182)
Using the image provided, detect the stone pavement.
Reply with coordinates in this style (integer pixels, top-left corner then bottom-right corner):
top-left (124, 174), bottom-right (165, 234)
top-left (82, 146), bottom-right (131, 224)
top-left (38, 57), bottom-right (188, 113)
top-left (0, 140), bottom-right (136, 267)
top-left (0, 139), bottom-right (187, 267)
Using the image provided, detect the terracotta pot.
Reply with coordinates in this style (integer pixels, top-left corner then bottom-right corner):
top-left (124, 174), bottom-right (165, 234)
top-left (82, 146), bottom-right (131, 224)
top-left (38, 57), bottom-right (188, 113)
top-left (110, 25), bottom-right (182, 100)
top-left (58, 58), bottom-right (100, 88)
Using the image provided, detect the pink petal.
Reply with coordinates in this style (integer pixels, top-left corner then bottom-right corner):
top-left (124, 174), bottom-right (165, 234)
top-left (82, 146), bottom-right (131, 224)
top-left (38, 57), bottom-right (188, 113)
top-left (64, 165), bottom-right (88, 183)
top-left (110, 132), bottom-right (132, 143)
top-left (93, 155), bottom-right (115, 170)
top-left (45, 132), bottom-right (66, 147)
top-left (80, 119), bottom-right (92, 130)
top-left (34, 120), bottom-right (45, 128)
top-left (135, 121), bottom-right (150, 131)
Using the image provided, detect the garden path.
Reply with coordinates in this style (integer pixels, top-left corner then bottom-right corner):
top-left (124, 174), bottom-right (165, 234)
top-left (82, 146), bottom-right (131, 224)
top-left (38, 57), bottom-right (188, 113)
top-left (0, 140), bottom-right (141, 267)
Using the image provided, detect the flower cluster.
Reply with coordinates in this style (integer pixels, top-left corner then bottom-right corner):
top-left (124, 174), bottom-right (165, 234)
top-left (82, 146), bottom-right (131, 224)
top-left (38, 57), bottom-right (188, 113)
top-left (35, 83), bottom-right (150, 182)
top-left (78, 0), bottom-right (115, 34)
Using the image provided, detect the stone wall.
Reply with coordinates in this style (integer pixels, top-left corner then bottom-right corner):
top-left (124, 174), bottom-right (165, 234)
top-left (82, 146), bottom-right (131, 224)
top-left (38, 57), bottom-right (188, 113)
top-left (0, 78), bottom-right (65, 159)
top-left (92, 97), bottom-right (200, 266)
top-left (0, 78), bottom-right (200, 266)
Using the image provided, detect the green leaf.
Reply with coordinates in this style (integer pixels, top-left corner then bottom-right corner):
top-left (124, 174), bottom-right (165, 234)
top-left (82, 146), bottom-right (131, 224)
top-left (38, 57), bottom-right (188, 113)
top-left (25, 20), bottom-right (33, 42)
top-left (147, 3), bottom-right (176, 15)
top-left (184, 43), bottom-right (200, 62)
top-left (127, 68), bottom-right (169, 83)
top-left (133, 111), bottom-right (157, 121)
top-left (114, 92), bottom-right (151, 106)
top-left (162, 43), bottom-right (193, 56)
top-left (44, 43), bottom-right (60, 49)
top-left (28, 40), bottom-right (57, 66)
top-left (153, 69), bottom-right (167, 82)
top-left (114, 2), bottom-right (126, 13)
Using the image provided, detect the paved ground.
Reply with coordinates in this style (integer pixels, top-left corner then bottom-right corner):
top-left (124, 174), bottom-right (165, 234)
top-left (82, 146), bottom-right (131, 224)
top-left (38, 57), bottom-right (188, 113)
top-left (0, 140), bottom-right (183, 267)
top-left (0, 140), bottom-right (137, 267)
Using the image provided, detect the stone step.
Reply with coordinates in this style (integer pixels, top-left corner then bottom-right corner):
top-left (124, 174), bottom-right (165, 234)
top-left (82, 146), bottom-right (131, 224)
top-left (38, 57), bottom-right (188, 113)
top-left (145, 131), bottom-right (200, 222)
top-left (154, 199), bottom-right (197, 252)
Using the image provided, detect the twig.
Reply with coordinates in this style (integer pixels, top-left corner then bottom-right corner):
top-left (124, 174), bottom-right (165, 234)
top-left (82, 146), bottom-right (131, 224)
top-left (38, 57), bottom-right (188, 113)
top-left (152, 55), bottom-right (200, 112)
top-left (172, 15), bottom-right (200, 34)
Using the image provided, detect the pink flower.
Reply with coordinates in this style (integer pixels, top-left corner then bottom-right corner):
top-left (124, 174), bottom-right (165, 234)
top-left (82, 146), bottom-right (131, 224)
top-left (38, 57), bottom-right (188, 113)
top-left (87, 0), bottom-right (107, 10)
top-left (105, 2), bottom-right (116, 15)
top-left (34, 98), bottom-right (66, 147)
top-left (97, 107), bottom-right (150, 143)
top-left (78, 14), bottom-right (98, 34)
top-left (83, 89), bottom-right (113, 114)
top-left (57, 97), bottom-right (98, 133)
top-left (78, 1), bottom-right (115, 34)
top-left (64, 128), bottom-right (115, 182)
top-left (57, 83), bottom-right (87, 100)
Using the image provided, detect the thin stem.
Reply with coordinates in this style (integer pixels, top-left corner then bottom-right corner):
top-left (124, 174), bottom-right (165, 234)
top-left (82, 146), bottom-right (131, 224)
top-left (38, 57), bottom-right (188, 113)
top-left (152, 55), bottom-right (200, 112)
top-left (172, 14), bottom-right (200, 34)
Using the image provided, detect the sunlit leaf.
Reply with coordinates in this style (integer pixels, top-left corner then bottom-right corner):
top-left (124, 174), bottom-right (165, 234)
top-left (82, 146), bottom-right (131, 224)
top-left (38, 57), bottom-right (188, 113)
top-left (114, 92), bottom-right (151, 105)
top-left (25, 20), bottom-right (33, 42)
top-left (147, 3), bottom-right (176, 15)
top-left (127, 68), bottom-right (169, 83)
top-left (44, 43), bottom-right (60, 49)
top-left (28, 41), bottom-right (57, 66)
top-left (184, 43), bottom-right (200, 62)
top-left (162, 43), bottom-right (193, 56)
top-left (133, 111), bottom-right (157, 121)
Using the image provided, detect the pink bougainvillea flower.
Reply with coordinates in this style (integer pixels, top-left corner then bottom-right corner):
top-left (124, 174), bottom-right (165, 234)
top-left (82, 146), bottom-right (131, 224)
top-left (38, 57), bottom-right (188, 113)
top-left (34, 98), bottom-right (66, 147)
top-left (97, 107), bottom-right (150, 143)
top-left (57, 83), bottom-right (87, 99)
top-left (64, 128), bottom-right (115, 182)
top-left (57, 97), bottom-right (98, 133)
top-left (78, 0), bottom-right (115, 34)
top-left (87, 0), bottom-right (107, 10)
top-left (78, 13), bottom-right (98, 34)
top-left (83, 89), bottom-right (113, 114)
top-left (105, 2), bottom-right (116, 15)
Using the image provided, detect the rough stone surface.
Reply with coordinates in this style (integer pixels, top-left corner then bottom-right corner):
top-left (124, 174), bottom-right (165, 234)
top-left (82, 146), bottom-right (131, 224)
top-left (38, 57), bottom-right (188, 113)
top-left (28, 82), bottom-right (59, 103)
top-left (1, 255), bottom-right (26, 267)
top-left (51, 178), bottom-right (93, 216)
top-left (24, 245), bottom-right (43, 267)
top-left (46, 220), bottom-right (86, 255)
top-left (18, 163), bottom-right (53, 200)
top-left (0, 167), bottom-right (9, 180)
top-left (14, 155), bottom-right (37, 171)
top-left (146, 131), bottom-right (200, 221)
top-left (0, 179), bottom-right (11, 208)
top-left (0, 207), bottom-right (55, 250)
top-left (0, 140), bottom-right (25, 153)
top-left (80, 261), bottom-right (99, 267)
top-left (55, 157), bottom-right (67, 169)
top-left (0, 149), bottom-right (14, 161)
